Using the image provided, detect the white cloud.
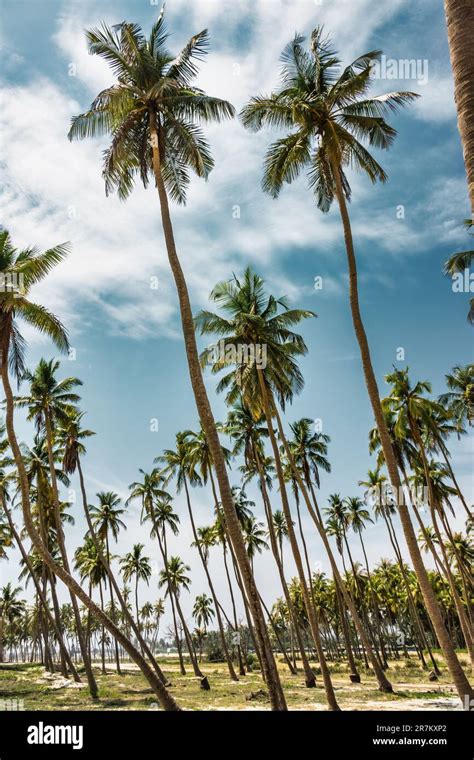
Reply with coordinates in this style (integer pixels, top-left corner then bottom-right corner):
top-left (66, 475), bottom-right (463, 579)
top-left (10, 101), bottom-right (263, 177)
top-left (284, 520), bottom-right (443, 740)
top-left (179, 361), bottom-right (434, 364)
top-left (0, 0), bottom-right (460, 347)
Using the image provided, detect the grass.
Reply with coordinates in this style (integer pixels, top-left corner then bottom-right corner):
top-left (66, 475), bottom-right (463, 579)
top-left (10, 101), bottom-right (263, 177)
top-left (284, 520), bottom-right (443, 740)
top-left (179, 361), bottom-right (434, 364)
top-left (0, 654), bottom-right (468, 711)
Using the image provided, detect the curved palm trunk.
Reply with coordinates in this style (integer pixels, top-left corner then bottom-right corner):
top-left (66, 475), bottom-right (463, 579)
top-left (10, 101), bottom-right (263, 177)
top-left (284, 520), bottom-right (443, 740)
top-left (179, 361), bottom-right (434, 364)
top-left (256, 370), bottom-right (339, 710)
top-left (99, 581), bottom-right (106, 675)
top-left (330, 157), bottom-right (474, 702)
top-left (149, 111), bottom-right (286, 711)
top-left (444, 0), bottom-right (474, 213)
top-left (258, 593), bottom-right (297, 675)
top-left (342, 533), bottom-right (385, 670)
top-left (183, 478), bottom-right (238, 681)
top-left (0, 356), bottom-right (180, 711)
top-left (437, 437), bottom-right (472, 519)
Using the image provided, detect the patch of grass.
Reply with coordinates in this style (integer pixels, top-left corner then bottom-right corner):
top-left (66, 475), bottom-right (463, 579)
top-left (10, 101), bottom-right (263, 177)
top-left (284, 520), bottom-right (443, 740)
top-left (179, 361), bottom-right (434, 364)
top-left (0, 655), bottom-right (467, 711)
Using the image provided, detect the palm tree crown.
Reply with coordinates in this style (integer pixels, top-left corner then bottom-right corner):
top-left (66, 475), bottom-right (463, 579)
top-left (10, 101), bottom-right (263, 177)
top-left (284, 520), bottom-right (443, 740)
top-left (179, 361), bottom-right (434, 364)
top-left (68, 15), bottom-right (235, 204)
top-left (240, 28), bottom-right (418, 211)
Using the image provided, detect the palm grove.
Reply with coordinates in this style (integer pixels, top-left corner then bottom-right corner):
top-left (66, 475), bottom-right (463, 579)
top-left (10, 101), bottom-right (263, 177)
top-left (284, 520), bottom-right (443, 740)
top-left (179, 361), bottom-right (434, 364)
top-left (0, 16), bottom-right (472, 711)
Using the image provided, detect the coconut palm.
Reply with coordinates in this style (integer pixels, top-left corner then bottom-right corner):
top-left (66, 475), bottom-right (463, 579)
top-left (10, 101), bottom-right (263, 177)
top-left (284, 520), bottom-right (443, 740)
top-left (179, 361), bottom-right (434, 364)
top-left (196, 267), bottom-right (342, 708)
top-left (0, 584), bottom-right (25, 663)
top-left (159, 555), bottom-right (210, 690)
top-left (239, 29), bottom-right (474, 698)
top-left (384, 368), bottom-right (474, 677)
top-left (120, 543), bottom-right (152, 633)
top-left (439, 364), bottom-right (474, 428)
top-left (68, 13), bottom-right (284, 709)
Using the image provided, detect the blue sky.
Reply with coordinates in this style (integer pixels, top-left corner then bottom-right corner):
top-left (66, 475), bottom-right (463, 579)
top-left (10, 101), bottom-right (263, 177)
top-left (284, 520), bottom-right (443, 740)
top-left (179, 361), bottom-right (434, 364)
top-left (0, 0), bottom-right (473, 625)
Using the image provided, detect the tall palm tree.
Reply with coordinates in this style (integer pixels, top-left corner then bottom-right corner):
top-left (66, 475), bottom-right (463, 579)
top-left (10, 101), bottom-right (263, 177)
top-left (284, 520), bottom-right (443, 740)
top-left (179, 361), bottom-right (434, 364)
top-left (74, 536), bottom-right (109, 673)
top-left (159, 555), bottom-right (210, 690)
top-left (241, 29), bottom-right (474, 697)
top-left (120, 543), bottom-right (152, 633)
top-left (68, 14), bottom-right (285, 710)
top-left (444, 0), bottom-right (474, 212)
top-left (384, 368), bottom-right (474, 679)
top-left (196, 267), bottom-right (342, 708)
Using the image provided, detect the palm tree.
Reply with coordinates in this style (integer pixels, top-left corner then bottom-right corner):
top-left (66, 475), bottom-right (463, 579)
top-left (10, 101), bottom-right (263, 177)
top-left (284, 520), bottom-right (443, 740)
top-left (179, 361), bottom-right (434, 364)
top-left (145, 491), bottom-right (187, 676)
top-left (384, 368), bottom-right (474, 683)
top-left (241, 29), bottom-right (474, 698)
top-left (16, 358), bottom-right (100, 694)
top-left (0, 584), bottom-right (25, 663)
top-left (89, 490), bottom-right (129, 672)
top-left (192, 593), bottom-right (214, 659)
top-left (439, 364), bottom-right (474, 428)
top-left (68, 13), bottom-right (285, 710)
top-left (159, 555), bottom-right (210, 690)
top-left (196, 268), bottom-right (341, 708)
top-left (120, 543), bottom-right (152, 633)
top-left (271, 510), bottom-right (288, 561)
top-left (74, 536), bottom-right (108, 673)
top-left (444, 1), bottom-right (474, 212)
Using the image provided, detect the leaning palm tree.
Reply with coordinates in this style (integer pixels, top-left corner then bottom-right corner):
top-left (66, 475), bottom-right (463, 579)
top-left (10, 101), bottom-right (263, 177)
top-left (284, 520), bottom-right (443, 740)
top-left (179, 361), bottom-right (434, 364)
top-left (68, 12), bottom-right (285, 711)
top-left (0, 230), bottom-right (179, 709)
top-left (241, 29), bottom-right (473, 702)
top-left (444, 1), bottom-right (474, 212)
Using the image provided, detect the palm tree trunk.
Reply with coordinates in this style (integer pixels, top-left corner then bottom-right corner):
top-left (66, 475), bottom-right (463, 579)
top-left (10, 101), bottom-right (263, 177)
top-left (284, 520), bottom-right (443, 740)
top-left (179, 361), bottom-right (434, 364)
top-left (330, 156), bottom-right (474, 701)
top-left (254, 445), bottom-right (316, 686)
top-left (383, 511), bottom-right (440, 674)
top-left (256, 370), bottom-right (339, 710)
top-left (275, 403), bottom-right (393, 691)
top-left (149, 110), bottom-right (286, 711)
top-left (208, 469), bottom-right (246, 675)
top-left (444, 0), bottom-right (474, 213)
top-left (0, 355), bottom-right (180, 711)
top-left (173, 592), bottom-right (209, 689)
top-left (105, 533), bottom-right (121, 674)
top-left (158, 526), bottom-right (187, 675)
top-left (99, 581), bottom-right (106, 675)
top-left (183, 478), bottom-right (238, 681)
top-left (408, 416), bottom-right (474, 662)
